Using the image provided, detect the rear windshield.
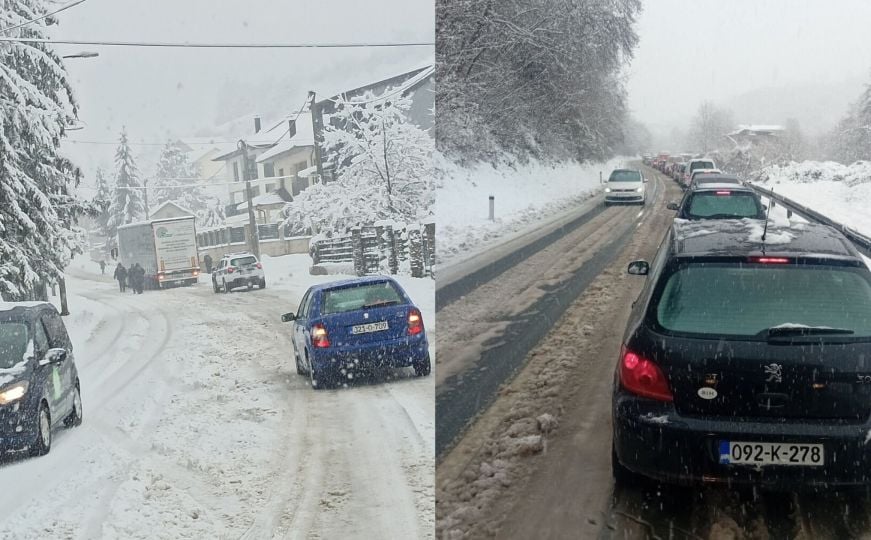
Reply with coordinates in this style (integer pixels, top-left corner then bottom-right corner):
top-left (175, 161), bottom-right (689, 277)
top-left (230, 256), bottom-right (257, 267)
top-left (0, 322), bottom-right (29, 369)
top-left (686, 191), bottom-right (761, 219)
top-left (609, 170), bottom-right (641, 182)
top-left (690, 161), bottom-right (715, 171)
top-left (654, 264), bottom-right (871, 339)
top-left (322, 282), bottom-right (405, 315)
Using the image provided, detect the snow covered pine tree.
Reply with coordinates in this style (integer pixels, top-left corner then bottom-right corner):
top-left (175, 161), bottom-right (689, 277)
top-left (0, 0), bottom-right (88, 301)
top-left (106, 128), bottom-right (145, 240)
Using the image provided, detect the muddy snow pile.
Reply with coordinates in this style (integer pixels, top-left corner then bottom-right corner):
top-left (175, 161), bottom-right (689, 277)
top-left (436, 153), bottom-right (630, 266)
top-left (752, 160), bottom-right (871, 236)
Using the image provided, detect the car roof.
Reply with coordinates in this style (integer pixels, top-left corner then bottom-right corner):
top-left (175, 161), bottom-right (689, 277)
top-left (610, 168), bottom-right (640, 173)
top-left (0, 302), bottom-right (56, 322)
top-left (670, 220), bottom-right (861, 260)
top-left (223, 252), bottom-right (256, 258)
top-left (693, 173), bottom-right (741, 183)
top-left (310, 275), bottom-right (399, 293)
top-left (689, 181), bottom-right (752, 192)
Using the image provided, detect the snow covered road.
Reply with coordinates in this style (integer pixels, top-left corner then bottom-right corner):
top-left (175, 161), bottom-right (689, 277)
top-left (0, 260), bottom-right (434, 539)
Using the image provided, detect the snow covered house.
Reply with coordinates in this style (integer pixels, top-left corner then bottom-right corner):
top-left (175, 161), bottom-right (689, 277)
top-left (254, 110), bottom-right (317, 197)
top-left (149, 200), bottom-right (195, 220)
top-left (728, 124), bottom-right (785, 146)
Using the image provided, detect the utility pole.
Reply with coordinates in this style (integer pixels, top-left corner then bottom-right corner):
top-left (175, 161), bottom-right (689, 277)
top-left (239, 140), bottom-right (260, 258)
top-left (143, 178), bottom-right (150, 220)
top-left (58, 276), bottom-right (69, 316)
top-left (309, 91), bottom-right (325, 183)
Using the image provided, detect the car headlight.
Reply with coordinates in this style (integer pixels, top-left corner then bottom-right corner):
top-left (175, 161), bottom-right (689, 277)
top-left (0, 381), bottom-right (29, 405)
top-left (604, 188), bottom-right (611, 193)
top-left (636, 187), bottom-right (643, 192)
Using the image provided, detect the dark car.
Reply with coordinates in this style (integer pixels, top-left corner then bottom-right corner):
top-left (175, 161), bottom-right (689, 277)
top-left (0, 302), bottom-right (82, 456)
top-left (612, 220), bottom-right (871, 490)
top-left (667, 183), bottom-right (766, 220)
top-left (281, 276), bottom-right (431, 389)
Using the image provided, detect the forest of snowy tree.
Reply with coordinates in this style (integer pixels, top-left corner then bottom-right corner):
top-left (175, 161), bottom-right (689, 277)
top-left (436, 0), bottom-right (642, 162)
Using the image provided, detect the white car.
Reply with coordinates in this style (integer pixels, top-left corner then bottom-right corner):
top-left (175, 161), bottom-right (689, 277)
top-left (604, 169), bottom-right (647, 206)
top-left (681, 158), bottom-right (717, 187)
top-left (212, 252), bottom-right (266, 293)
top-left (688, 168), bottom-right (722, 188)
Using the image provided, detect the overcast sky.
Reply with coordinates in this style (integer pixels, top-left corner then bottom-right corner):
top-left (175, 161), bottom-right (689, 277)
top-left (53, 0), bottom-right (433, 182)
top-left (626, 0), bottom-right (871, 141)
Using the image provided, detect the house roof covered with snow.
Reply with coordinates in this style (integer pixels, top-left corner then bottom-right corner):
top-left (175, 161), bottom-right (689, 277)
top-left (256, 112), bottom-right (315, 163)
top-left (729, 124), bottom-right (785, 136)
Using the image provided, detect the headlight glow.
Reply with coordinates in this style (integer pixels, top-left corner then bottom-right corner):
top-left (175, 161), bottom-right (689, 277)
top-left (636, 187), bottom-right (643, 192)
top-left (0, 381), bottom-right (29, 405)
top-left (604, 188), bottom-right (611, 193)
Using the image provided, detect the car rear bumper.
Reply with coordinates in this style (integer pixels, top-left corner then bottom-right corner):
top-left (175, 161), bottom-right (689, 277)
top-left (228, 274), bottom-right (263, 287)
top-left (311, 334), bottom-right (429, 371)
top-left (613, 391), bottom-right (871, 490)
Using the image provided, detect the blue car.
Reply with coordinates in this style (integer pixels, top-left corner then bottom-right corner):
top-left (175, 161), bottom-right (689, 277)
top-left (281, 276), bottom-right (431, 389)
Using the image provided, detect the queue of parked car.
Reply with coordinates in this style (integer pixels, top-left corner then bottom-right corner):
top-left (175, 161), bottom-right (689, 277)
top-left (612, 152), bottom-right (871, 491)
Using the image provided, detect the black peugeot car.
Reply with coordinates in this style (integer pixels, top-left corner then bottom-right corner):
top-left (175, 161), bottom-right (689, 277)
top-left (0, 302), bottom-right (82, 456)
top-left (667, 182), bottom-right (767, 221)
top-left (612, 219), bottom-right (871, 490)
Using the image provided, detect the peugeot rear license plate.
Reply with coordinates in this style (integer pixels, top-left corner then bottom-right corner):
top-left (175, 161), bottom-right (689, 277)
top-left (719, 441), bottom-right (823, 466)
top-left (351, 321), bottom-right (389, 334)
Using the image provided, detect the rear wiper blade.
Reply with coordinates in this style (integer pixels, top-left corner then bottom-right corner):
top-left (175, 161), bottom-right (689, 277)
top-left (764, 326), bottom-right (854, 338)
top-left (362, 300), bottom-right (399, 309)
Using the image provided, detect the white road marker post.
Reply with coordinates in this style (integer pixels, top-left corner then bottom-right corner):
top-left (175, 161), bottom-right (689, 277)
top-left (489, 195), bottom-right (495, 221)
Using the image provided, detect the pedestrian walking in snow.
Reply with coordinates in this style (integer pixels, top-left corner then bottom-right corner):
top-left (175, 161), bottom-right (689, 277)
top-left (203, 254), bottom-right (213, 274)
top-left (113, 263), bottom-right (128, 292)
top-left (99, 260), bottom-right (106, 275)
top-left (131, 263), bottom-right (145, 294)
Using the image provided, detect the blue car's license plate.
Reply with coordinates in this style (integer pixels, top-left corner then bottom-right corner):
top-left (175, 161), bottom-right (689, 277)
top-left (351, 321), bottom-right (389, 334)
top-left (719, 441), bottom-right (824, 466)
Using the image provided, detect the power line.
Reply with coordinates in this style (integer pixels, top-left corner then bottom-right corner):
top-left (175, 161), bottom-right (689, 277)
top-left (0, 0), bottom-right (89, 34)
top-left (0, 36), bottom-right (434, 49)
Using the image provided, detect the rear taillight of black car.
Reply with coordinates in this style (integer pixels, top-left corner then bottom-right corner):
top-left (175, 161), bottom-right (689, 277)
top-left (619, 346), bottom-right (673, 402)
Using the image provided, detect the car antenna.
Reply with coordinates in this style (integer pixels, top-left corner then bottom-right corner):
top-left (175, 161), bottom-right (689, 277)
top-left (761, 187), bottom-right (774, 252)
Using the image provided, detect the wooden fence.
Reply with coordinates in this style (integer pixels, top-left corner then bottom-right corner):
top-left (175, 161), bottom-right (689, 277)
top-left (311, 221), bottom-right (435, 278)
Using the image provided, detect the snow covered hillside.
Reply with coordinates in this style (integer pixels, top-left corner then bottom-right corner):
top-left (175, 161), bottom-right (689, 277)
top-left (753, 160), bottom-right (871, 236)
top-left (0, 255), bottom-right (434, 539)
top-left (436, 155), bottom-right (631, 266)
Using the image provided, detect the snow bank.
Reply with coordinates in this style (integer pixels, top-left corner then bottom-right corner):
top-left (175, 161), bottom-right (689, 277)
top-left (436, 153), bottom-right (631, 266)
top-left (754, 160), bottom-right (871, 237)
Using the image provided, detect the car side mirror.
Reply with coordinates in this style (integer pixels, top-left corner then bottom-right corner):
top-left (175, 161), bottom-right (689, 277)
top-left (627, 260), bottom-right (650, 276)
top-left (40, 348), bottom-right (67, 366)
top-left (643, 178), bottom-right (649, 183)
top-left (281, 313), bottom-right (296, 323)
top-left (667, 202), bottom-right (679, 211)
top-left (761, 204), bottom-right (768, 211)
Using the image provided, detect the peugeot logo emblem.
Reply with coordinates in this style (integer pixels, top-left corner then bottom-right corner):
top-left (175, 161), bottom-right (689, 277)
top-left (764, 363), bottom-right (783, 383)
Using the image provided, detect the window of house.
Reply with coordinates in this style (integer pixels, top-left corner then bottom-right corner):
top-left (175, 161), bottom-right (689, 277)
top-left (232, 162), bottom-right (239, 182)
top-left (265, 183), bottom-right (275, 193)
top-left (251, 186), bottom-right (261, 197)
top-left (263, 162), bottom-right (275, 178)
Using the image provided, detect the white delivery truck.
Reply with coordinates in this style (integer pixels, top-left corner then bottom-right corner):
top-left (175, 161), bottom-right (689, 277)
top-left (117, 216), bottom-right (200, 289)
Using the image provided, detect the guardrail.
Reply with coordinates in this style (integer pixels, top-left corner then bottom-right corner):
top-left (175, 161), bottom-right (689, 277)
top-left (747, 182), bottom-right (871, 258)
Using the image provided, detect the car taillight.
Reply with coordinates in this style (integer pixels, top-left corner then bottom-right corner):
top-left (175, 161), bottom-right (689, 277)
top-left (312, 323), bottom-right (330, 348)
top-left (408, 308), bottom-right (423, 336)
top-left (256, 262), bottom-right (262, 269)
top-left (619, 346), bottom-right (672, 402)
top-left (227, 266), bottom-right (236, 273)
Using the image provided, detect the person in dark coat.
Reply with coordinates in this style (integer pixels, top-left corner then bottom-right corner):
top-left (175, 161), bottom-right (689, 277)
top-left (203, 254), bottom-right (213, 274)
top-left (99, 260), bottom-right (106, 275)
top-left (132, 263), bottom-right (145, 294)
top-left (113, 263), bottom-right (128, 292)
